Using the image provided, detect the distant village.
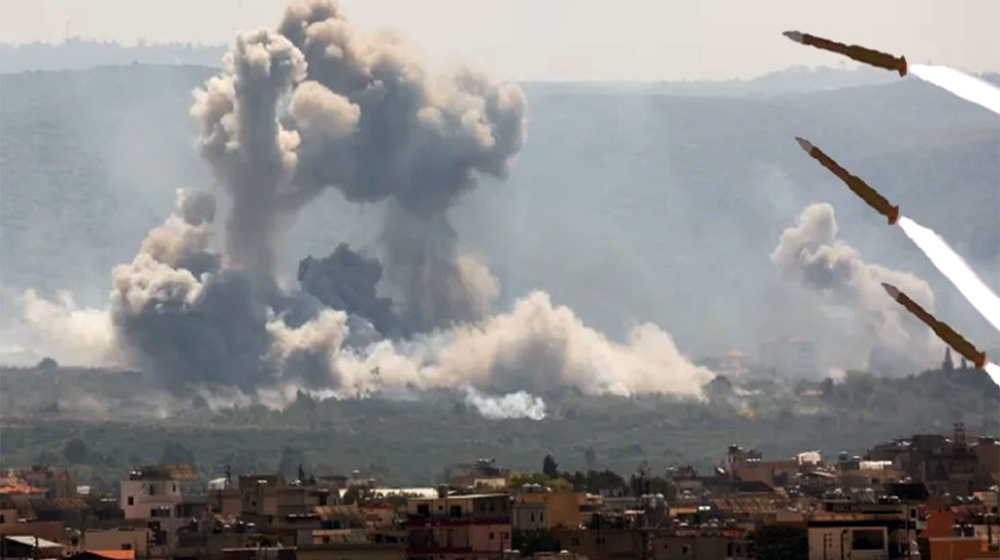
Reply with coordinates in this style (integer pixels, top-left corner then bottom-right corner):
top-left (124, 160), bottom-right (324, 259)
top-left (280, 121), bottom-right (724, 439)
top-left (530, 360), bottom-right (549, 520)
top-left (1, 424), bottom-right (998, 560)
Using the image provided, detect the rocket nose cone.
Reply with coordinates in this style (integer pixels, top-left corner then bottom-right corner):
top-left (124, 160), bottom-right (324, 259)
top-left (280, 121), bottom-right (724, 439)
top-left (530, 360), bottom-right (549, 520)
top-left (794, 137), bottom-right (814, 153)
top-left (881, 282), bottom-right (900, 299)
top-left (783, 31), bottom-right (804, 43)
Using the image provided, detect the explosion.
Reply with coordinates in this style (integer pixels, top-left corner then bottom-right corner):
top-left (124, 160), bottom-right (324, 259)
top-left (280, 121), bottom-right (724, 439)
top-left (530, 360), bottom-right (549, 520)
top-left (20, 0), bottom-right (713, 417)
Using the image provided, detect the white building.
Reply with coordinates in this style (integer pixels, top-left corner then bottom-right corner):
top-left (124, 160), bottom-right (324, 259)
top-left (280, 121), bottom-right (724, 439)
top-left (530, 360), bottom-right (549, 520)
top-left (717, 349), bottom-right (749, 378)
top-left (758, 337), bottom-right (817, 378)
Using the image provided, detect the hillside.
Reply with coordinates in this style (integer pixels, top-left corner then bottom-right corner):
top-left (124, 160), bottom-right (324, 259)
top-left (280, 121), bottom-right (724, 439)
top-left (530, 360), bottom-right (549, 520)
top-left (1, 64), bottom-right (997, 366)
top-left (1, 364), bottom-right (997, 489)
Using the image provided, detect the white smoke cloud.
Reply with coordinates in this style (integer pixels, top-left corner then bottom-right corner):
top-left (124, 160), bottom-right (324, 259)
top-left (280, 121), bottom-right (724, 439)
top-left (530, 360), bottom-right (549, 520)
top-left (771, 203), bottom-right (944, 374)
top-left (19, 289), bottom-right (119, 367)
top-left (464, 388), bottom-right (546, 421)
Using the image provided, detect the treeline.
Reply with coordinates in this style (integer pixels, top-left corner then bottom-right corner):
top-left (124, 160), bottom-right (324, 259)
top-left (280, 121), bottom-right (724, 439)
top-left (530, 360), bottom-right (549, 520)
top-left (508, 454), bottom-right (675, 498)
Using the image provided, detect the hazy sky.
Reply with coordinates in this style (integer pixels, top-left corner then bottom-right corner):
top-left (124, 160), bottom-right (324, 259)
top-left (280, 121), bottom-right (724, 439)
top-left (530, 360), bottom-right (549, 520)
top-left (5, 0), bottom-right (1000, 81)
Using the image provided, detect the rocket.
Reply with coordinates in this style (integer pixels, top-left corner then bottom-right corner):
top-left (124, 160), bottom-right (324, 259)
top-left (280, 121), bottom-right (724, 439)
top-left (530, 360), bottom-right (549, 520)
top-left (881, 282), bottom-right (988, 370)
top-left (794, 137), bottom-right (900, 226)
top-left (782, 31), bottom-right (908, 77)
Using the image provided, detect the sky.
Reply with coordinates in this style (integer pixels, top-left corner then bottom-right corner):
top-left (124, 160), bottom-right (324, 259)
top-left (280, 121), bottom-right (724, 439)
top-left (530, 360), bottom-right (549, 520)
top-left (4, 0), bottom-right (1000, 81)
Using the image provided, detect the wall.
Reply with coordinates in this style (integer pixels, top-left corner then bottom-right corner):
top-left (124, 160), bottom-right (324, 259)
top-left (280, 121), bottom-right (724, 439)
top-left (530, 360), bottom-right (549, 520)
top-left (84, 528), bottom-right (150, 557)
top-left (807, 526), bottom-right (888, 560)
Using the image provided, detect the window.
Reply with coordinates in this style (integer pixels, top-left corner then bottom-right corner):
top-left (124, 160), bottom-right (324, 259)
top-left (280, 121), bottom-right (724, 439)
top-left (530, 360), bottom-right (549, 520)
top-left (681, 545), bottom-right (690, 554)
top-left (851, 529), bottom-right (885, 551)
top-left (450, 505), bottom-right (462, 518)
top-left (572, 538), bottom-right (580, 546)
top-left (127, 497), bottom-right (134, 506)
top-left (530, 513), bottom-right (535, 522)
top-left (539, 513), bottom-right (544, 523)
top-left (489, 532), bottom-right (494, 540)
top-left (148, 485), bottom-right (155, 495)
top-left (417, 504), bottom-right (430, 516)
top-left (172, 484), bottom-right (177, 493)
top-left (596, 537), bottom-right (606, 545)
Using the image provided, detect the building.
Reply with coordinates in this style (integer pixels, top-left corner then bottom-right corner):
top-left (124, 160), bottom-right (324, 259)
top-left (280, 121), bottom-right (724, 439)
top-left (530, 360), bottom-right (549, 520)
top-left (725, 445), bottom-right (798, 488)
top-left (514, 488), bottom-right (587, 531)
top-left (717, 350), bottom-right (749, 378)
top-left (0, 535), bottom-right (66, 558)
top-left (119, 465), bottom-right (195, 548)
top-left (406, 493), bottom-right (512, 560)
top-left (207, 474), bottom-right (334, 526)
top-left (757, 337), bottom-right (816, 378)
top-left (867, 425), bottom-right (995, 496)
top-left (806, 501), bottom-right (918, 560)
top-left (447, 460), bottom-right (510, 491)
top-left (15, 467), bottom-right (77, 500)
top-left (83, 528), bottom-right (152, 557)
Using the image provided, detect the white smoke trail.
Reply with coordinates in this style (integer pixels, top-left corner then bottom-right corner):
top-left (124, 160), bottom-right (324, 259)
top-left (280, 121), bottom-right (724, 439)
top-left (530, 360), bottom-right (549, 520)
top-left (908, 64), bottom-right (1000, 116)
top-left (464, 388), bottom-right (546, 420)
top-left (898, 216), bottom-right (1000, 332)
top-left (985, 362), bottom-right (1000, 387)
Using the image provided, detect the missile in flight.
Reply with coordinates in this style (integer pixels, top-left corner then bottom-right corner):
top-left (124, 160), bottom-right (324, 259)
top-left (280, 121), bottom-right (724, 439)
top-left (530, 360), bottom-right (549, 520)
top-left (782, 31), bottom-right (908, 77)
top-left (794, 137), bottom-right (900, 226)
top-left (881, 282), bottom-right (987, 371)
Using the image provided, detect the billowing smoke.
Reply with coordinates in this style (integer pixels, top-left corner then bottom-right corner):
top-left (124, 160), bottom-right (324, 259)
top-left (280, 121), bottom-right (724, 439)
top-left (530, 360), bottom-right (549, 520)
top-left (464, 388), bottom-right (546, 421)
top-left (771, 203), bottom-right (943, 374)
top-left (298, 244), bottom-right (398, 336)
top-left (19, 0), bottom-right (713, 411)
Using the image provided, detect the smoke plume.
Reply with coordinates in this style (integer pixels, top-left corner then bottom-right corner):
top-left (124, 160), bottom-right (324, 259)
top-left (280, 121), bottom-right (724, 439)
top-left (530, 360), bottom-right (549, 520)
top-left (464, 388), bottom-right (546, 421)
top-left (771, 203), bottom-right (943, 374)
top-left (18, 0), bottom-right (713, 410)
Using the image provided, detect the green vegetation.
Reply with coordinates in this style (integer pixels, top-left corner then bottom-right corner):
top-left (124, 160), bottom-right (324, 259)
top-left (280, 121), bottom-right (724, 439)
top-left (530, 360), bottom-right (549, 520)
top-left (1, 364), bottom-right (996, 491)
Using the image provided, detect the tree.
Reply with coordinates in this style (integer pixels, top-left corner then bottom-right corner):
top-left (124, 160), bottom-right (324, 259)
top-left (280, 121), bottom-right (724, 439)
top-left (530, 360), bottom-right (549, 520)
top-left (279, 447), bottom-right (305, 478)
top-left (159, 441), bottom-right (196, 468)
top-left (583, 447), bottom-right (597, 470)
top-left (63, 438), bottom-right (90, 464)
top-left (542, 454), bottom-right (559, 479)
top-left (943, 348), bottom-right (955, 373)
top-left (508, 473), bottom-right (572, 492)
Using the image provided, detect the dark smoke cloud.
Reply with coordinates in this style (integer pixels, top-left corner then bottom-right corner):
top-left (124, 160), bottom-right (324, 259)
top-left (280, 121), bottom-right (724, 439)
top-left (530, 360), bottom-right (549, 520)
top-left (379, 203), bottom-right (498, 332)
top-left (109, 191), bottom-right (275, 392)
top-left (298, 243), bottom-right (398, 336)
top-left (771, 203), bottom-right (943, 374)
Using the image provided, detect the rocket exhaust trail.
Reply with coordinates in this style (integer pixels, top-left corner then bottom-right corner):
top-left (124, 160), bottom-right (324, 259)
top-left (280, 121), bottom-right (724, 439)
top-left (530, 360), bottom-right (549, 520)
top-left (897, 216), bottom-right (1000, 333)
top-left (986, 363), bottom-right (1000, 387)
top-left (793, 138), bottom-right (1000, 334)
top-left (908, 64), bottom-right (1000, 116)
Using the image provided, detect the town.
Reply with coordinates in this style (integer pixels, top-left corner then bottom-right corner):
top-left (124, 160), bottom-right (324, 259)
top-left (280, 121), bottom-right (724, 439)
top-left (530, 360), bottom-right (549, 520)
top-left (1, 425), bottom-right (997, 560)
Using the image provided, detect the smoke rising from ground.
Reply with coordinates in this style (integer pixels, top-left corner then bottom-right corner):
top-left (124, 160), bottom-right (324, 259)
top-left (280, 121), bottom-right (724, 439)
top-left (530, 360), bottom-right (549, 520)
top-left (464, 388), bottom-right (546, 421)
top-left (771, 203), bottom-right (944, 374)
top-left (18, 0), bottom-right (712, 412)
